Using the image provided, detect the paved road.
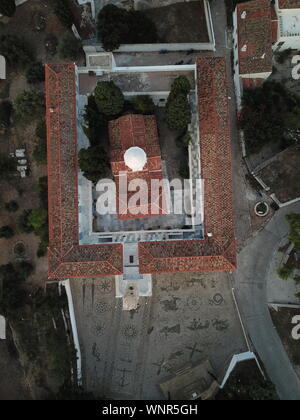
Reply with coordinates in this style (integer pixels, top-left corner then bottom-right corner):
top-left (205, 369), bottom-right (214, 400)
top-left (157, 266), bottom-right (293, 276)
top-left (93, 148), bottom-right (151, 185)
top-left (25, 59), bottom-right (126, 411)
top-left (233, 202), bottom-right (300, 400)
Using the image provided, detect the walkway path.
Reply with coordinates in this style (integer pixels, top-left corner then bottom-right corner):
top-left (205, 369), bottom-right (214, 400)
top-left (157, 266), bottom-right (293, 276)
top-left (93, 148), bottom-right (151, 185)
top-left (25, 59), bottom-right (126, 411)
top-left (233, 202), bottom-right (300, 400)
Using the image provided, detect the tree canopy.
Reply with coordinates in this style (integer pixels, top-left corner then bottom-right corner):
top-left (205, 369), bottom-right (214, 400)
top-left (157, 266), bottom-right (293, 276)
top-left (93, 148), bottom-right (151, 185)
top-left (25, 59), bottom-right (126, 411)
top-left (97, 5), bottom-right (157, 51)
top-left (165, 76), bottom-right (191, 131)
top-left (165, 94), bottom-right (191, 131)
top-left (78, 145), bottom-right (110, 183)
top-left (240, 82), bottom-right (300, 154)
top-left (14, 89), bottom-right (45, 118)
top-left (0, 100), bottom-right (12, 128)
top-left (0, 0), bottom-right (16, 17)
top-left (26, 62), bottom-right (45, 84)
top-left (0, 34), bottom-right (32, 67)
top-left (52, 0), bottom-right (74, 28)
top-left (58, 34), bottom-right (82, 60)
top-left (83, 94), bottom-right (106, 146)
top-left (94, 81), bottom-right (124, 117)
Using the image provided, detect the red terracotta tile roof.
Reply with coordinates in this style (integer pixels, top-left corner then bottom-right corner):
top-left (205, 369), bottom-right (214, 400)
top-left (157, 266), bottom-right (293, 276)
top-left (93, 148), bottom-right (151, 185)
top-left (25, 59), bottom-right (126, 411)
top-left (46, 60), bottom-right (236, 279)
top-left (242, 77), bottom-right (265, 89)
top-left (236, 0), bottom-right (273, 75)
top-left (139, 58), bottom-right (236, 274)
top-left (46, 63), bottom-right (123, 279)
top-left (278, 0), bottom-right (300, 8)
top-left (109, 114), bottom-right (166, 219)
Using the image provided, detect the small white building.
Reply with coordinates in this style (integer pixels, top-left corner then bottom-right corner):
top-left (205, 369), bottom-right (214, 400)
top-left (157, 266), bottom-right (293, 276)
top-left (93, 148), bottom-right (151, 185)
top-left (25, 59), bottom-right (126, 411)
top-left (273, 0), bottom-right (300, 51)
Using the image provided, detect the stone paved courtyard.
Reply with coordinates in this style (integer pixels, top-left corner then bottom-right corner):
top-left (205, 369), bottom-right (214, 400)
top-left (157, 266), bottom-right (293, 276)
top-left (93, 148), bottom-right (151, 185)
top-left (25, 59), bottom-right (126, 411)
top-left (71, 271), bottom-right (247, 400)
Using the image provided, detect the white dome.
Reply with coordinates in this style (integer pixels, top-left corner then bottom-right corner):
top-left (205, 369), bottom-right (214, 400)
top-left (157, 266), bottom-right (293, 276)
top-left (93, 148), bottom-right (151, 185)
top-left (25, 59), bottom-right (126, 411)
top-left (124, 147), bottom-right (147, 172)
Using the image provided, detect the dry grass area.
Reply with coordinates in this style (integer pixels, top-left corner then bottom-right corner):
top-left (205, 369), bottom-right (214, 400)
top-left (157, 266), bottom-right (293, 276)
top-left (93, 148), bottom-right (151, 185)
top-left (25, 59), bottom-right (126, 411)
top-left (257, 146), bottom-right (300, 203)
top-left (144, 1), bottom-right (209, 43)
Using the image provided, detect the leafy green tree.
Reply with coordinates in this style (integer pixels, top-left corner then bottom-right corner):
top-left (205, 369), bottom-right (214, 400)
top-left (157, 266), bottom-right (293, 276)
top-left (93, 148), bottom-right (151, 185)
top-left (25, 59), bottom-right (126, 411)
top-left (0, 100), bottom-right (12, 128)
top-left (58, 34), bottom-right (82, 60)
top-left (0, 225), bottom-right (14, 239)
top-left (83, 95), bottom-right (106, 146)
top-left (0, 34), bottom-right (32, 67)
top-left (0, 0), bottom-right (16, 17)
top-left (0, 153), bottom-right (16, 179)
top-left (171, 76), bottom-right (191, 96)
top-left (28, 208), bottom-right (48, 232)
top-left (52, 0), bottom-right (74, 28)
top-left (78, 145), bottom-right (110, 183)
top-left (97, 5), bottom-right (157, 51)
top-left (97, 5), bottom-right (130, 51)
top-left (240, 82), bottom-right (300, 154)
top-left (294, 275), bottom-right (300, 285)
top-left (176, 131), bottom-right (192, 149)
top-left (14, 89), bottom-right (44, 118)
top-left (94, 81), bottom-right (124, 117)
top-left (278, 263), bottom-right (295, 280)
top-left (26, 62), bottom-right (45, 84)
top-left (17, 209), bottom-right (34, 233)
top-left (165, 94), bottom-right (191, 131)
top-left (5, 200), bottom-right (19, 212)
top-left (286, 213), bottom-right (300, 252)
top-left (131, 95), bottom-right (155, 115)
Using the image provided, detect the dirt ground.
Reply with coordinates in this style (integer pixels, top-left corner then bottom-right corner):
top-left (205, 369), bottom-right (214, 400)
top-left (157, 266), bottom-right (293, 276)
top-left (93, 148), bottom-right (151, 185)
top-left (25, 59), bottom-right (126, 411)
top-left (0, 326), bottom-right (31, 400)
top-left (144, 1), bottom-right (209, 44)
top-left (257, 146), bottom-right (300, 203)
top-left (0, 0), bottom-right (87, 399)
top-left (270, 307), bottom-right (300, 378)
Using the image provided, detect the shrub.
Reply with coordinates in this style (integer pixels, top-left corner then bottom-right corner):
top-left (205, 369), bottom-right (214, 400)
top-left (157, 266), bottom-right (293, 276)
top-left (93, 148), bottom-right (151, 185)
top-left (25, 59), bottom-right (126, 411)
top-left (38, 176), bottom-right (48, 207)
top-left (58, 34), bottom-right (82, 60)
top-left (94, 81), bottom-right (124, 117)
top-left (0, 100), bottom-right (12, 128)
top-left (26, 62), bottom-right (45, 84)
top-left (0, 225), bottom-right (14, 239)
top-left (176, 131), bottom-right (192, 149)
top-left (294, 275), bottom-right (300, 285)
top-left (131, 95), bottom-right (155, 114)
top-left (17, 210), bottom-right (34, 233)
top-left (286, 213), bottom-right (300, 252)
top-left (278, 263), bottom-right (295, 280)
top-left (36, 118), bottom-right (46, 139)
top-left (5, 200), bottom-right (19, 212)
top-left (15, 261), bottom-right (34, 280)
top-left (97, 5), bottom-right (157, 51)
top-left (52, 0), bottom-right (74, 28)
top-left (78, 145), bottom-right (110, 183)
top-left (14, 90), bottom-right (44, 118)
top-left (0, 0), bottom-right (16, 17)
top-left (33, 139), bottom-right (47, 164)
